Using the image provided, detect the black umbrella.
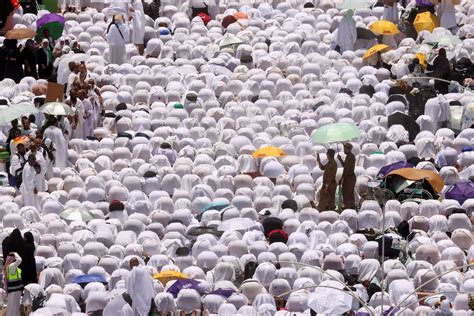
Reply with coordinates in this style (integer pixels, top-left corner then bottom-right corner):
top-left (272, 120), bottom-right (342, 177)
top-left (357, 27), bottom-right (376, 40)
top-left (388, 112), bottom-right (420, 142)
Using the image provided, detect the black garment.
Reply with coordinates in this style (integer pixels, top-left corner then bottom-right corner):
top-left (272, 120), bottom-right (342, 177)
top-left (0, 45), bottom-right (6, 81)
top-left (37, 48), bottom-right (53, 79)
top-left (429, 54), bottom-right (451, 94)
top-left (0, 0), bottom-right (14, 29)
top-left (2, 236), bottom-right (11, 261)
top-left (262, 217), bottom-right (284, 237)
top-left (144, 0), bottom-right (160, 20)
top-left (3, 39), bottom-right (24, 83)
top-left (20, 0), bottom-right (38, 14)
top-left (21, 232), bottom-right (37, 286)
top-left (21, 47), bottom-right (38, 79)
top-left (8, 229), bottom-right (26, 260)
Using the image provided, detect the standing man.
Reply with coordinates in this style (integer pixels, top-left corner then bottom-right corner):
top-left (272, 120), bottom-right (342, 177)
top-left (338, 143), bottom-right (356, 209)
top-left (37, 39), bottom-right (53, 79)
top-left (20, 154), bottom-right (41, 208)
top-left (130, 0), bottom-right (145, 55)
top-left (317, 149), bottom-right (338, 211)
top-left (106, 15), bottom-right (130, 65)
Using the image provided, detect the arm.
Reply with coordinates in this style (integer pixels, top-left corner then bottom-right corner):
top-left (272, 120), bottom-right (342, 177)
top-left (8, 253), bottom-right (22, 275)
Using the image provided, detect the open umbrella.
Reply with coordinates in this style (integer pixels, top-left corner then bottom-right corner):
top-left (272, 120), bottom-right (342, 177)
top-left (5, 28), bottom-right (36, 40)
top-left (73, 274), bottom-right (107, 285)
top-left (311, 123), bottom-right (360, 144)
top-left (414, 11), bottom-right (439, 33)
top-left (252, 146), bottom-right (287, 158)
top-left (167, 279), bottom-right (201, 298)
top-left (0, 103), bottom-right (38, 125)
top-left (201, 201), bottom-right (230, 213)
top-left (423, 34), bottom-right (462, 46)
top-left (218, 218), bottom-right (258, 232)
top-left (445, 181), bottom-right (474, 204)
top-left (388, 111), bottom-right (421, 141)
top-left (363, 44), bottom-right (391, 60)
top-left (308, 280), bottom-right (353, 315)
top-left (378, 161), bottom-right (415, 178)
top-left (336, 0), bottom-right (369, 9)
top-left (219, 35), bottom-right (243, 49)
top-left (39, 102), bottom-right (75, 116)
top-left (357, 27), bottom-right (376, 40)
top-left (153, 271), bottom-right (187, 285)
top-left (369, 20), bottom-right (400, 35)
top-left (59, 208), bottom-right (94, 222)
top-left (233, 12), bottom-right (247, 20)
top-left (36, 13), bottom-right (65, 40)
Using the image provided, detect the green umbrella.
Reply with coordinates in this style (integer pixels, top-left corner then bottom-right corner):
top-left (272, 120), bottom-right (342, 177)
top-left (0, 103), bottom-right (38, 125)
top-left (336, 0), bottom-right (369, 10)
top-left (311, 123), bottom-right (360, 144)
top-left (219, 35), bottom-right (243, 49)
top-left (60, 208), bottom-right (94, 222)
top-left (39, 102), bottom-right (75, 116)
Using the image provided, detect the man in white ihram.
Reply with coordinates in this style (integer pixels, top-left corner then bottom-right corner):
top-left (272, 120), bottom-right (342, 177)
top-left (106, 15), bottom-right (130, 65)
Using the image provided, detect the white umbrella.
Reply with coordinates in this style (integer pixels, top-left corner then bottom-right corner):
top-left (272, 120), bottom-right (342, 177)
top-left (218, 218), bottom-right (258, 232)
top-left (218, 35), bottom-right (243, 49)
top-left (307, 280), bottom-right (353, 315)
top-left (39, 102), bottom-right (75, 116)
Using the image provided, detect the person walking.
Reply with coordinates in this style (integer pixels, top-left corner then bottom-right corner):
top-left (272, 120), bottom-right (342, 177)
top-left (21, 232), bottom-right (37, 286)
top-left (106, 15), bottom-right (130, 65)
top-left (338, 143), bottom-right (356, 209)
top-left (317, 149), bottom-right (338, 211)
top-left (4, 252), bottom-right (23, 316)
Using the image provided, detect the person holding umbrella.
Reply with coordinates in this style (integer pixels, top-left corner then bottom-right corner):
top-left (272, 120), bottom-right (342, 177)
top-left (338, 143), bottom-right (356, 209)
top-left (317, 149), bottom-right (338, 211)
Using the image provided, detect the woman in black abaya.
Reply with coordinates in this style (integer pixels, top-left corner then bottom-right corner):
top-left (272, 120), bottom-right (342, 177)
top-left (3, 39), bottom-right (24, 83)
top-left (22, 232), bottom-right (37, 285)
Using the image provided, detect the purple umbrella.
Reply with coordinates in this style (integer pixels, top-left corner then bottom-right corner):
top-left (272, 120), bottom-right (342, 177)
top-left (37, 13), bottom-right (65, 29)
top-left (445, 181), bottom-right (474, 204)
top-left (167, 279), bottom-right (201, 298)
top-left (378, 161), bottom-right (414, 178)
top-left (36, 14), bottom-right (65, 40)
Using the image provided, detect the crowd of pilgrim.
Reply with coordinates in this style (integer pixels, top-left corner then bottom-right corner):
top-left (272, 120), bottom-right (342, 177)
top-left (0, 0), bottom-right (472, 315)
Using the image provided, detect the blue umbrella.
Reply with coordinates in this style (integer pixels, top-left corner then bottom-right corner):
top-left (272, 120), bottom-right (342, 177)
top-left (72, 274), bottom-right (107, 285)
top-left (201, 201), bottom-right (230, 213)
top-left (378, 161), bottom-right (414, 178)
top-left (167, 279), bottom-right (201, 298)
top-left (445, 181), bottom-right (474, 204)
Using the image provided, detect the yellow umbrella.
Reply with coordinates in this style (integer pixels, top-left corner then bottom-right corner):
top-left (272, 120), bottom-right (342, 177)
top-left (369, 20), bottom-right (400, 35)
top-left (413, 12), bottom-right (439, 33)
top-left (415, 53), bottom-right (427, 69)
top-left (153, 271), bottom-right (187, 285)
top-left (251, 146), bottom-right (287, 158)
top-left (362, 44), bottom-right (391, 60)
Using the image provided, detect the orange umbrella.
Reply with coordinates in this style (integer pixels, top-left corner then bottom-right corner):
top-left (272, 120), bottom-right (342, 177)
top-left (233, 12), bottom-right (248, 20)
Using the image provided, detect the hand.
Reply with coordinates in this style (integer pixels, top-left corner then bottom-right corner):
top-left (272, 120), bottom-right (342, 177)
top-left (464, 78), bottom-right (473, 86)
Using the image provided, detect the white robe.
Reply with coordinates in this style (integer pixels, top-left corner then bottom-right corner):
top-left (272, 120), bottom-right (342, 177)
top-left (437, 0), bottom-right (456, 30)
top-left (43, 126), bottom-right (68, 169)
top-left (6, 254), bottom-right (22, 316)
top-left (20, 164), bottom-right (39, 208)
top-left (383, 4), bottom-right (399, 25)
top-left (106, 22), bottom-right (130, 65)
top-left (71, 100), bottom-right (85, 140)
top-left (131, 1), bottom-right (145, 45)
top-left (29, 150), bottom-right (47, 192)
top-left (335, 14), bottom-right (357, 53)
top-left (82, 98), bottom-right (94, 139)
